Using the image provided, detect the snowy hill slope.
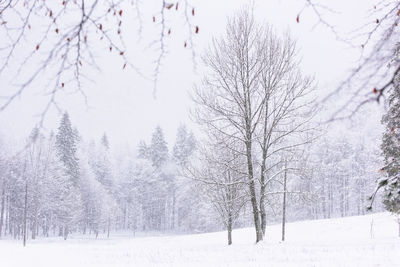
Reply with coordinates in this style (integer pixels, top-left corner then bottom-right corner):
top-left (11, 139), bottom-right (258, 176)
top-left (0, 212), bottom-right (399, 267)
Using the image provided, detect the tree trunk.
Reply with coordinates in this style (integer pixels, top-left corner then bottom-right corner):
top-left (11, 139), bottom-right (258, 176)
top-left (107, 217), bottom-right (110, 238)
top-left (260, 197), bottom-right (266, 237)
top-left (227, 216), bottom-right (232, 246)
top-left (5, 195), bottom-right (9, 236)
top-left (322, 180), bottom-right (327, 219)
top-left (259, 99), bottom-right (269, 237)
top-left (31, 210), bottom-right (37, 240)
top-left (172, 191), bottom-right (176, 230)
top-left (259, 151), bottom-right (267, 236)
top-left (0, 185), bottom-right (5, 239)
top-left (282, 166), bottom-right (287, 242)
top-left (13, 224), bottom-right (17, 239)
top-left (245, 141), bottom-right (263, 243)
top-left (328, 183), bottom-right (332, 218)
top-left (23, 183), bottom-right (28, 247)
top-left (63, 225), bottom-right (68, 240)
top-left (123, 202), bottom-right (127, 230)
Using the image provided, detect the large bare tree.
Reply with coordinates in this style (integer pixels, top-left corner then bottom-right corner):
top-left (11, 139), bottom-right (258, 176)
top-left (193, 8), bottom-right (265, 242)
top-left (193, 7), bottom-right (316, 243)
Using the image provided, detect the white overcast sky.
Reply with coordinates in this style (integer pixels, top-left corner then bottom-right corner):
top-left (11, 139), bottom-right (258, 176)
top-left (0, 0), bottom-right (384, 149)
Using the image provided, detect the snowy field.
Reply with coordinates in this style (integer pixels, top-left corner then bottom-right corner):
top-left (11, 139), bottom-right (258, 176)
top-left (0, 212), bottom-right (399, 267)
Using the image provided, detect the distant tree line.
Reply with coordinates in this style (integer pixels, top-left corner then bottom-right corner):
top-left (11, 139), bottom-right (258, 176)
top-left (0, 113), bottom-right (213, 245)
top-left (0, 110), bottom-right (384, 246)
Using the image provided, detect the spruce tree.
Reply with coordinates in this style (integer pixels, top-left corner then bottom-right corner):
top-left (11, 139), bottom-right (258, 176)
top-left (173, 124), bottom-right (196, 166)
top-left (55, 112), bottom-right (82, 239)
top-left (138, 140), bottom-right (150, 160)
top-left (94, 133), bottom-right (113, 191)
top-left (101, 133), bottom-right (110, 150)
top-left (55, 112), bottom-right (80, 186)
top-left (150, 126), bottom-right (168, 168)
top-left (379, 73), bottom-right (400, 215)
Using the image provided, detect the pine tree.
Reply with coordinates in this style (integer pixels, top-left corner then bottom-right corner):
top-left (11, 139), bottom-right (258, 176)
top-left (150, 126), bottom-right (168, 168)
top-left (378, 73), bottom-right (400, 215)
top-left (173, 124), bottom-right (196, 166)
top-left (93, 133), bottom-right (113, 191)
top-left (138, 140), bottom-right (150, 160)
top-left (56, 112), bottom-right (80, 187)
top-left (89, 133), bottom-right (115, 237)
top-left (55, 112), bottom-right (82, 239)
top-left (101, 133), bottom-right (110, 150)
top-left (171, 125), bottom-right (196, 230)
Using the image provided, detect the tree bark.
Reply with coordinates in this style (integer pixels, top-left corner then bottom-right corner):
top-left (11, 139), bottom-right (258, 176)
top-left (0, 185), bottom-right (5, 239)
top-left (5, 195), bottom-right (9, 236)
top-left (31, 208), bottom-right (37, 240)
top-left (23, 183), bottom-right (28, 247)
top-left (282, 164), bottom-right (287, 242)
top-left (107, 217), bottom-right (110, 238)
top-left (259, 137), bottom-right (267, 236)
top-left (227, 215), bottom-right (232, 245)
top-left (172, 191), bottom-right (176, 230)
top-left (260, 195), bottom-right (266, 237)
top-left (245, 141), bottom-right (263, 243)
top-left (63, 225), bottom-right (68, 240)
top-left (123, 202), bottom-right (127, 230)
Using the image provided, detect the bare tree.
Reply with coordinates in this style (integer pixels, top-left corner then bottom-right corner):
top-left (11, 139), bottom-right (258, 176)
top-left (23, 181), bottom-right (27, 247)
top-left (255, 29), bottom-right (316, 236)
top-left (300, 1), bottom-right (400, 118)
top-left (0, 140), bottom-right (6, 238)
top-left (278, 150), bottom-right (315, 242)
top-left (281, 158), bottom-right (288, 242)
top-left (193, 7), bottom-right (316, 243)
top-left (191, 139), bottom-right (247, 245)
top-left (193, 8), bottom-right (265, 242)
top-left (0, 0), bottom-right (198, 123)
top-left (0, 179), bottom-right (5, 239)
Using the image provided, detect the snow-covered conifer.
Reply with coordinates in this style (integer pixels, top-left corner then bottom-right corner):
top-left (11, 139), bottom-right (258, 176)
top-left (150, 126), bottom-right (168, 168)
top-left (377, 72), bottom-right (400, 215)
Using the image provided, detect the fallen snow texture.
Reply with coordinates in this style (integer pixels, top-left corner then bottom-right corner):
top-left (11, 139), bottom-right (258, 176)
top-left (0, 212), bottom-right (399, 267)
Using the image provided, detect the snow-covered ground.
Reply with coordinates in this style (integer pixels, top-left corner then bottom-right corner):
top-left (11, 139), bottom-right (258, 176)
top-left (0, 212), bottom-right (399, 267)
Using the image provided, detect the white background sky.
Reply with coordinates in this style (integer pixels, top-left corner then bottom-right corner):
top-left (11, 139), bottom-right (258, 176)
top-left (0, 0), bottom-right (384, 149)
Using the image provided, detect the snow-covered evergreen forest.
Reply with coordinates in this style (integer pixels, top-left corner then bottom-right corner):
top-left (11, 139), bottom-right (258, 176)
top-left (0, 109), bottom-right (384, 243)
top-left (1, 0), bottom-right (400, 266)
